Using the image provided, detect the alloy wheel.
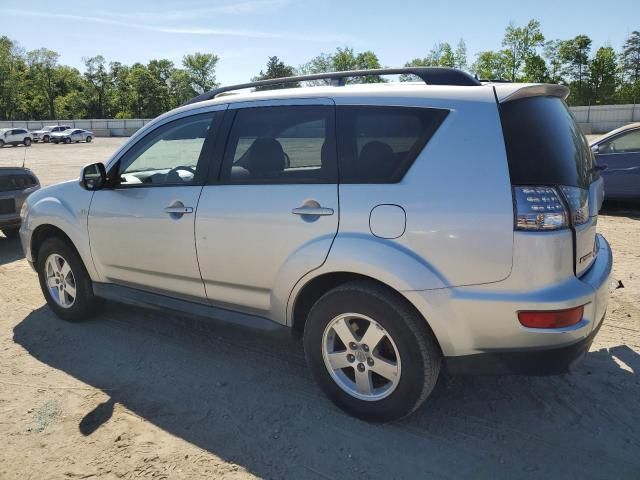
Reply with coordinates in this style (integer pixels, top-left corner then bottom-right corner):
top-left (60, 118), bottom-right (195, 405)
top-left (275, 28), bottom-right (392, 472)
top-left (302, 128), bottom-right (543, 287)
top-left (321, 313), bottom-right (401, 401)
top-left (44, 253), bottom-right (77, 308)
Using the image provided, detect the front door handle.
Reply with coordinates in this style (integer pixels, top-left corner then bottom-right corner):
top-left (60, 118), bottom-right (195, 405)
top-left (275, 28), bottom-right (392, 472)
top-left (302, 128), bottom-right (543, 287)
top-left (291, 206), bottom-right (334, 216)
top-left (164, 206), bottom-right (193, 214)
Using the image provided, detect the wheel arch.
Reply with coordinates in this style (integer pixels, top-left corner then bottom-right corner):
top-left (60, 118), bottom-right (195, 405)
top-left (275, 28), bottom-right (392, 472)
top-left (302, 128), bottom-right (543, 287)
top-left (290, 271), bottom-right (443, 356)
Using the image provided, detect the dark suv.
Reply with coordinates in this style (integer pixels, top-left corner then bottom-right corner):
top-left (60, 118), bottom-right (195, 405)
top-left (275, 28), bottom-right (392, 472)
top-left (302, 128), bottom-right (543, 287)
top-left (0, 167), bottom-right (40, 238)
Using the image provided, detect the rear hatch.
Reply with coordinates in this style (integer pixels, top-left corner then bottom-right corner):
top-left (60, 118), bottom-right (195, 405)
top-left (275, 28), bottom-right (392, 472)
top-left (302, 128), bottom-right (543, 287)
top-left (497, 85), bottom-right (602, 276)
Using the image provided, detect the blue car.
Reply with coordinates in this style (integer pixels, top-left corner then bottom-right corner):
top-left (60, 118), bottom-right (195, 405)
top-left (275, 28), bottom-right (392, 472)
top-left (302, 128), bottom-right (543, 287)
top-left (591, 122), bottom-right (640, 200)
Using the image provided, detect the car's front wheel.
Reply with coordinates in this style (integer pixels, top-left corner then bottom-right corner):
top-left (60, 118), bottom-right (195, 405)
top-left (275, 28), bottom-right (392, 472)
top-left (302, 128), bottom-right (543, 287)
top-left (0, 140), bottom-right (4, 147)
top-left (86, 136), bottom-right (92, 143)
top-left (43, 135), bottom-right (50, 143)
top-left (36, 237), bottom-right (101, 321)
top-left (64, 137), bottom-right (71, 144)
top-left (303, 281), bottom-right (441, 422)
top-left (23, 138), bottom-right (31, 147)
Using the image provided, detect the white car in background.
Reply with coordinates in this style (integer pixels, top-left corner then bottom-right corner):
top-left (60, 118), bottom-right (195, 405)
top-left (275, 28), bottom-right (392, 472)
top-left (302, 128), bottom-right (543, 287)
top-left (50, 128), bottom-right (94, 144)
top-left (31, 125), bottom-right (72, 143)
top-left (0, 128), bottom-right (32, 147)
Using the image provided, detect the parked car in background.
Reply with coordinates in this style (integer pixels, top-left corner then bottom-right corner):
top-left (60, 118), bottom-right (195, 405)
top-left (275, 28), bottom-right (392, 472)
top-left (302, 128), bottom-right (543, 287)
top-left (19, 68), bottom-right (612, 422)
top-left (0, 167), bottom-right (40, 238)
top-left (31, 125), bottom-right (72, 143)
top-left (51, 129), bottom-right (94, 144)
top-left (0, 128), bottom-right (32, 147)
top-left (591, 122), bottom-right (640, 200)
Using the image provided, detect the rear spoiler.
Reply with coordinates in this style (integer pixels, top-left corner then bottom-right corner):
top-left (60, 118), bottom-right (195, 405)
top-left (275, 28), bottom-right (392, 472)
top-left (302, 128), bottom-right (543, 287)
top-left (492, 83), bottom-right (570, 103)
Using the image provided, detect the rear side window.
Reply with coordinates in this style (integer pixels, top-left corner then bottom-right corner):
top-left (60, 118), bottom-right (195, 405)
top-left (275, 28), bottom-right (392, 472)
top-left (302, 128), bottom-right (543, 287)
top-left (336, 106), bottom-right (448, 183)
top-left (500, 96), bottom-right (593, 189)
top-left (220, 105), bottom-right (336, 184)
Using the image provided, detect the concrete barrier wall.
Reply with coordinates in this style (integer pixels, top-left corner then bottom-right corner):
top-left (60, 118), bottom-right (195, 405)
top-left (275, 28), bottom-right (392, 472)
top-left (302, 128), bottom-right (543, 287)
top-left (1, 105), bottom-right (639, 136)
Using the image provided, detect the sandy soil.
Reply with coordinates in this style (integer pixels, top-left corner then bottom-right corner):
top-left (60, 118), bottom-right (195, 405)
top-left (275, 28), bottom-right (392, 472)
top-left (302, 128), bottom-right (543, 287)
top-left (0, 139), bottom-right (639, 479)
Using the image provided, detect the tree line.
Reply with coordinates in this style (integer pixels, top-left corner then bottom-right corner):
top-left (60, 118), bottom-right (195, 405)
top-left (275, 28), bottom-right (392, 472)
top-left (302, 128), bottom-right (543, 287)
top-left (1, 19), bottom-right (639, 121)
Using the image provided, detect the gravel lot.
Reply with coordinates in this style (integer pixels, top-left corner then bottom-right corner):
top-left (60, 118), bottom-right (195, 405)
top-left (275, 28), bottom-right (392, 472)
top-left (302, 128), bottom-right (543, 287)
top-left (1, 138), bottom-right (639, 479)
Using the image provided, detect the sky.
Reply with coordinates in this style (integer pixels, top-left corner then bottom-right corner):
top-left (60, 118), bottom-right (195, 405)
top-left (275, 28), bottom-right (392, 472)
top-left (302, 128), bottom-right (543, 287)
top-left (4, 0), bottom-right (639, 85)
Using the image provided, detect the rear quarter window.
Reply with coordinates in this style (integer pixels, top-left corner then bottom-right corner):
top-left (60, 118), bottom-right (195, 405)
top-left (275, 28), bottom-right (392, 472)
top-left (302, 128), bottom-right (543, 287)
top-left (500, 96), bottom-right (593, 189)
top-left (336, 106), bottom-right (448, 183)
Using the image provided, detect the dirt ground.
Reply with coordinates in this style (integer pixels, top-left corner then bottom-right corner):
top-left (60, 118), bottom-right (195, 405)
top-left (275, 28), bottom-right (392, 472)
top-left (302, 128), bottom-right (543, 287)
top-left (1, 139), bottom-right (639, 479)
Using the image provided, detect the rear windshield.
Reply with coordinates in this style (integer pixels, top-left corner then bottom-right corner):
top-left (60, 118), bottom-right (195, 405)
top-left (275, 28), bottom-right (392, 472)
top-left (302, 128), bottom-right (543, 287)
top-left (500, 96), bottom-right (593, 189)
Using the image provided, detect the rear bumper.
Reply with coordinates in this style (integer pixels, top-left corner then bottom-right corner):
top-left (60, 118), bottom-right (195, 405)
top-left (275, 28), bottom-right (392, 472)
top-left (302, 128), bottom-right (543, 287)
top-left (445, 311), bottom-right (605, 375)
top-left (404, 234), bottom-right (613, 369)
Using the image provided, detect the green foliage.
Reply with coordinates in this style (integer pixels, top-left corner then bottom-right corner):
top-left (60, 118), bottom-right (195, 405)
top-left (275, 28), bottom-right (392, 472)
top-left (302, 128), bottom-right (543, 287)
top-left (501, 19), bottom-right (545, 81)
top-left (182, 52), bottom-right (219, 93)
top-left (472, 51), bottom-right (510, 80)
top-left (588, 46), bottom-right (617, 104)
top-left (620, 31), bottom-right (640, 83)
top-left (299, 47), bottom-right (384, 84)
top-left (251, 56), bottom-right (299, 90)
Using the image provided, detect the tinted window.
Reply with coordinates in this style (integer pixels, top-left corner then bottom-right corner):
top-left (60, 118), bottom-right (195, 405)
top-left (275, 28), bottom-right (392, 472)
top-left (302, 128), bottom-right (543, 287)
top-left (600, 129), bottom-right (640, 154)
top-left (118, 112), bottom-right (216, 187)
top-left (500, 96), bottom-right (593, 189)
top-left (220, 105), bottom-right (336, 184)
top-left (337, 106), bottom-right (448, 183)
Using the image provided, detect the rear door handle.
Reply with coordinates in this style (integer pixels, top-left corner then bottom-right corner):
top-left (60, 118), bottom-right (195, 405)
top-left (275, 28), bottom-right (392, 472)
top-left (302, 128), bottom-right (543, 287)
top-left (291, 206), bottom-right (334, 216)
top-left (164, 206), bottom-right (193, 214)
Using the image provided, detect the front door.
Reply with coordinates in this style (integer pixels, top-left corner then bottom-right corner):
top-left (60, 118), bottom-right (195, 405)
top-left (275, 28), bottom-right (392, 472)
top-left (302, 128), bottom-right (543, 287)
top-left (88, 109), bottom-right (223, 301)
top-left (597, 128), bottom-right (640, 198)
top-left (196, 101), bottom-right (339, 319)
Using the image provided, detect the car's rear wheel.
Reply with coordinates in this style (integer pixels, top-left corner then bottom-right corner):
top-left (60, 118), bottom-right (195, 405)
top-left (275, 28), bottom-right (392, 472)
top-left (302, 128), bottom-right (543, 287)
top-left (23, 138), bottom-right (31, 147)
top-left (86, 136), bottom-right (92, 143)
top-left (0, 140), bottom-right (4, 147)
top-left (2, 228), bottom-right (20, 239)
top-left (303, 281), bottom-right (441, 422)
top-left (36, 237), bottom-right (101, 322)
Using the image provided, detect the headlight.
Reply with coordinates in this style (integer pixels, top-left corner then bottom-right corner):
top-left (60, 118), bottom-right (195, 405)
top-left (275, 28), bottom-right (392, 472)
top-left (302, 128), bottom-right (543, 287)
top-left (20, 200), bottom-right (29, 220)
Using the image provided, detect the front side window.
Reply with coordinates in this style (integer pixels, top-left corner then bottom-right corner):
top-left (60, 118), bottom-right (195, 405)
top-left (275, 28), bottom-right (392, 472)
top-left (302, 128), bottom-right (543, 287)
top-left (118, 112), bottom-right (216, 187)
top-left (220, 105), bottom-right (336, 184)
top-left (600, 129), bottom-right (640, 154)
top-left (337, 106), bottom-right (448, 183)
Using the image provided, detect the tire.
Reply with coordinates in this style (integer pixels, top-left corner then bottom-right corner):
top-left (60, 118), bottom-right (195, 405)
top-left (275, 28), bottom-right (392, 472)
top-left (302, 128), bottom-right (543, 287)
top-left (36, 237), bottom-right (101, 322)
top-left (64, 137), bottom-right (71, 144)
top-left (23, 138), bottom-right (31, 147)
top-left (86, 136), bottom-right (92, 143)
top-left (2, 228), bottom-right (20, 239)
top-left (303, 281), bottom-right (441, 422)
top-left (0, 140), bottom-right (4, 147)
top-left (43, 135), bottom-right (50, 143)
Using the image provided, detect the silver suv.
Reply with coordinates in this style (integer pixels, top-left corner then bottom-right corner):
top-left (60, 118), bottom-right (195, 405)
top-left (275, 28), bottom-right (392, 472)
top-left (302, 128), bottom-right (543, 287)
top-left (19, 68), bottom-right (613, 422)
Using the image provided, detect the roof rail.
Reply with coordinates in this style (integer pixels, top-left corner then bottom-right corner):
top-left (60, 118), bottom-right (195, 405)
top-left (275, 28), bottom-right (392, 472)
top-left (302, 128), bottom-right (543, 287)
top-left (183, 67), bottom-right (481, 105)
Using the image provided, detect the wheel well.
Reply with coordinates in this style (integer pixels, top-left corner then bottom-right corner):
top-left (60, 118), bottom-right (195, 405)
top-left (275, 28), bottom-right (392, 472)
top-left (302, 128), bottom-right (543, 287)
top-left (291, 272), bottom-right (440, 350)
top-left (31, 225), bottom-right (77, 263)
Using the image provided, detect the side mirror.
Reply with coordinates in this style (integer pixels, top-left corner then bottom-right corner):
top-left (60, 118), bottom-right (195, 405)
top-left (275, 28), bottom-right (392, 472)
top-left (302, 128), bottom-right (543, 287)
top-left (80, 162), bottom-right (107, 191)
top-left (591, 144), bottom-right (599, 155)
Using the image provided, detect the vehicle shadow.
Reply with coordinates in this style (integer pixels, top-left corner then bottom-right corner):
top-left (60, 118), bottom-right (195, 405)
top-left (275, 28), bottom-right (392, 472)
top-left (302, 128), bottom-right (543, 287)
top-left (601, 200), bottom-right (640, 220)
top-left (13, 305), bottom-right (640, 479)
top-left (0, 234), bottom-right (25, 265)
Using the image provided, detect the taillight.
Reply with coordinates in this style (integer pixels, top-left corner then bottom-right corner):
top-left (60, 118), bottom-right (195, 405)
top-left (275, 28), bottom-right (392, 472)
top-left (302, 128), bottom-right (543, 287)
top-left (514, 185), bottom-right (590, 231)
top-left (518, 305), bottom-right (584, 329)
top-left (514, 186), bottom-right (568, 231)
top-left (559, 185), bottom-right (589, 225)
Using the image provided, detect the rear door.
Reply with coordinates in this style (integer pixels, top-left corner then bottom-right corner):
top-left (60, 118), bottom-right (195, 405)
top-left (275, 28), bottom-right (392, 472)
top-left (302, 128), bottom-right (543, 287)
top-left (195, 99), bottom-right (339, 318)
